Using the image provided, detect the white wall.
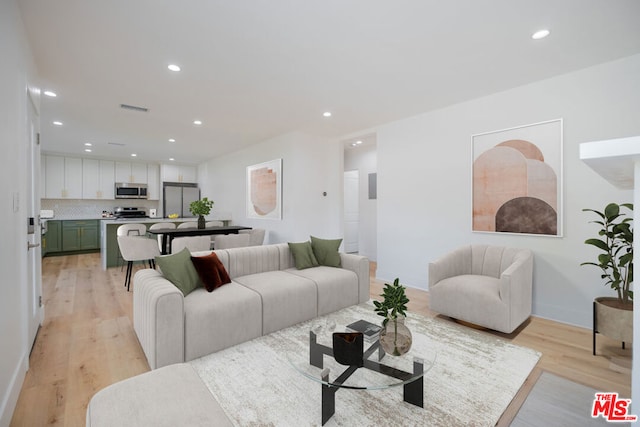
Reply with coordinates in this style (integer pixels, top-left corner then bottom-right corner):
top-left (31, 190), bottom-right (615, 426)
top-left (199, 131), bottom-right (344, 244)
top-left (372, 54), bottom-right (640, 328)
top-left (344, 144), bottom-right (377, 261)
top-left (0, 1), bottom-right (37, 425)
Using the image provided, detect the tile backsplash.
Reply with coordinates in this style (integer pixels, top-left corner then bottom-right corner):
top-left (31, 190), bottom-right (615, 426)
top-left (41, 199), bottom-right (160, 219)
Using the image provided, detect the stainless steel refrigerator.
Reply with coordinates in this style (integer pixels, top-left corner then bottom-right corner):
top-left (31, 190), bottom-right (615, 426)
top-left (163, 183), bottom-right (200, 218)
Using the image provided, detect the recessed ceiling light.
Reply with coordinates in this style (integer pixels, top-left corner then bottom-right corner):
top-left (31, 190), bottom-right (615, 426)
top-left (84, 142), bottom-right (92, 146)
top-left (44, 90), bottom-right (57, 97)
top-left (193, 120), bottom-right (202, 125)
top-left (168, 138), bottom-right (176, 142)
top-left (351, 143), bottom-right (357, 147)
top-left (355, 140), bottom-right (363, 145)
top-left (53, 121), bottom-right (63, 126)
top-left (84, 149), bottom-right (92, 152)
top-left (532, 29), bottom-right (550, 40)
top-left (323, 112), bottom-right (332, 118)
top-left (169, 158), bottom-right (175, 161)
top-left (131, 153), bottom-right (137, 157)
top-left (168, 64), bottom-right (181, 72)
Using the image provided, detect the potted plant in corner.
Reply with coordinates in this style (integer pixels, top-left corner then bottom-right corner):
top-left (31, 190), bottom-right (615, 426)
top-left (189, 197), bottom-right (214, 229)
top-left (582, 202), bottom-right (633, 355)
top-left (373, 278), bottom-right (412, 356)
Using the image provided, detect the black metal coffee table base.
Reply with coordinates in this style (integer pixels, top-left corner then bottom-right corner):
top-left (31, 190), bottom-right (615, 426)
top-left (309, 332), bottom-right (424, 425)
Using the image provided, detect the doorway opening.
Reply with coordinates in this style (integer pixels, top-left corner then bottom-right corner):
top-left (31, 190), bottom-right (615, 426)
top-left (342, 134), bottom-right (377, 261)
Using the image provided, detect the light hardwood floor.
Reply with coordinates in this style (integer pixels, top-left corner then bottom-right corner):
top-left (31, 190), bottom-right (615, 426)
top-left (10, 253), bottom-right (631, 426)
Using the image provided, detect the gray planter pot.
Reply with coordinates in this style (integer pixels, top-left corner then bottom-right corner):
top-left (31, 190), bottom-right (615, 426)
top-left (593, 296), bottom-right (633, 355)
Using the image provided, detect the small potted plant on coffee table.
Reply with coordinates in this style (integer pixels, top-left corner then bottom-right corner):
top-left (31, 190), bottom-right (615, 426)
top-left (189, 197), bottom-right (214, 229)
top-left (373, 278), bottom-right (412, 356)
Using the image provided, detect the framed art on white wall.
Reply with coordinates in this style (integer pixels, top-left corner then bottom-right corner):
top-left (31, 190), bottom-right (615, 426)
top-left (472, 118), bottom-right (563, 237)
top-left (246, 158), bottom-right (282, 220)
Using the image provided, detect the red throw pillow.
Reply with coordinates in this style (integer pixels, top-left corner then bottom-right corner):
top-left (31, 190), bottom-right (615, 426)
top-left (191, 252), bottom-right (231, 292)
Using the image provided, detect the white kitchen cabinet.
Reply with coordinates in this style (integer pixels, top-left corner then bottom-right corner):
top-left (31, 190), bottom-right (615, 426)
top-left (64, 157), bottom-right (83, 198)
top-left (44, 155), bottom-right (82, 199)
top-left (115, 161), bottom-right (147, 184)
top-left (83, 159), bottom-right (115, 199)
top-left (82, 159), bottom-right (99, 199)
top-left (180, 165), bottom-right (196, 183)
top-left (161, 164), bottom-right (196, 183)
top-left (99, 160), bottom-right (116, 199)
top-left (131, 163), bottom-right (147, 183)
top-left (147, 163), bottom-right (160, 200)
top-left (45, 155), bottom-right (65, 198)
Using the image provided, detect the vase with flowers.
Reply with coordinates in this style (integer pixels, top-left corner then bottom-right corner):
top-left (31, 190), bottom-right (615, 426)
top-left (189, 197), bottom-right (214, 229)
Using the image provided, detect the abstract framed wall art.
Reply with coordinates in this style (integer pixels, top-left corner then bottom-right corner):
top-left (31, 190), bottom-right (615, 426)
top-left (246, 158), bottom-right (282, 220)
top-left (472, 119), bottom-right (563, 236)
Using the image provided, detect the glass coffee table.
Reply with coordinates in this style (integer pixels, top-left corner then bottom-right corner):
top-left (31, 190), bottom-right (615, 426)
top-left (288, 319), bottom-right (437, 425)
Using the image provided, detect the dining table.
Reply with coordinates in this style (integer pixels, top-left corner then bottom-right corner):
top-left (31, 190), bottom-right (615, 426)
top-left (148, 226), bottom-right (252, 255)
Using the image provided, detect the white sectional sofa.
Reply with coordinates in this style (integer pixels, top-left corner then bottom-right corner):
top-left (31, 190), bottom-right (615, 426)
top-left (133, 243), bottom-right (370, 369)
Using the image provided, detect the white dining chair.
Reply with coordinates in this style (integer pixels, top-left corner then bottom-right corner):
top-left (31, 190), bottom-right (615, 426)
top-left (171, 236), bottom-right (212, 254)
top-left (177, 222), bottom-right (198, 229)
top-left (117, 223), bottom-right (147, 237)
top-left (214, 233), bottom-right (250, 249)
top-left (239, 228), bottom-right (266, 246)
top-left (116, 223), bottom-right (148, 269)
top-left (148, 222), bottom-right (175, 252)
top-left (117, 235), bottom-right (161, 291)
top-left (206, 221), bottom-right (224, 248)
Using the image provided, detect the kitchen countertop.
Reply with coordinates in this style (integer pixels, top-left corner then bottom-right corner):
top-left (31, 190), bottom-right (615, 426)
top-left (100, 218), bottom-right (198, 224)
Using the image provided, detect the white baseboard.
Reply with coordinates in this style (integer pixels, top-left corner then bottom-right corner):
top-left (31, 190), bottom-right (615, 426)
top-left (0, 352), bottom-right (27, 427)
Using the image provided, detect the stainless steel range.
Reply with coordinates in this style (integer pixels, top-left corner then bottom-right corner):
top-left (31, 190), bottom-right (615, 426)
top-left (114, 207), bottom-right (148, 219)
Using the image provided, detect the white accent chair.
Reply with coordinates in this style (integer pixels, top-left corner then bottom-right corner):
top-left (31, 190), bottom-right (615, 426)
top-left (239, 228), bottom-right (266, 246)
top-left (171, 236), bottom-right (212, 254)
top-left (117, 235), bottom-right (161, 291)
top-left (148, 222), bottom-right (175, 251)
top-left (177, 222), bottom-right (198, 229)
top-left (214, 233), bottom-right (251, 249)
top-left (428, 244), bottom-right (533, 333)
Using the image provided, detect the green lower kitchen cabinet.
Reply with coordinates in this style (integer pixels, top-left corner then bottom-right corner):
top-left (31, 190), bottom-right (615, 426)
top-left (61, 220), bottom-right (99, 252)
top-left (45, 220), bottom-right (62, 253)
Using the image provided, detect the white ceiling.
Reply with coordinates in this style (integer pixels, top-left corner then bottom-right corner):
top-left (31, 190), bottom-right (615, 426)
top-left (18, 0), bottom-right (640, 164)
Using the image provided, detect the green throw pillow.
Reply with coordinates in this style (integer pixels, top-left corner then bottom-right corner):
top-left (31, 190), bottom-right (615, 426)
top-left (155, 247), bottom-right (202, 296)
top-left (288, 241), bottom-right (319, 270)
top-left (310, 236), bottom-right (342, 267)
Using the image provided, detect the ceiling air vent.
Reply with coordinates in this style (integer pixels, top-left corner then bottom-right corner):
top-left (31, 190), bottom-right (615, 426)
top-left (120, 103), bottom-right (149, 113)
top-left (108, 142), bottom-right (126, 146)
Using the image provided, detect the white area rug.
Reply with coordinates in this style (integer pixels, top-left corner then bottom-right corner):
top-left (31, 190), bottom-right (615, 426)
top-left (190, 302), bottom-right (540, 426)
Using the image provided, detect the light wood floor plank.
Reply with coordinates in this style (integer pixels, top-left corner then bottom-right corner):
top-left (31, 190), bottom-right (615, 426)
top-left (10, 253), bottom-right (631, 426)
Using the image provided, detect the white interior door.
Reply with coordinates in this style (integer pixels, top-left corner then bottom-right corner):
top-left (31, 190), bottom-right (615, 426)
top-left (26, 104), bottom-right (43, 354)
top-left (344, 170), bottom-right (359, 253)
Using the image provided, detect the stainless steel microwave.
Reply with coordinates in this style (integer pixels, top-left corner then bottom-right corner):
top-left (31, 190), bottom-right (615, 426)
top-left (115, 182), bottom-right (148, 199)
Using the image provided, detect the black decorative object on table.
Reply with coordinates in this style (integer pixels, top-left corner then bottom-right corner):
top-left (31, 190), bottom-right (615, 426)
top-left (332, 332), bottom-right (364, 367)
